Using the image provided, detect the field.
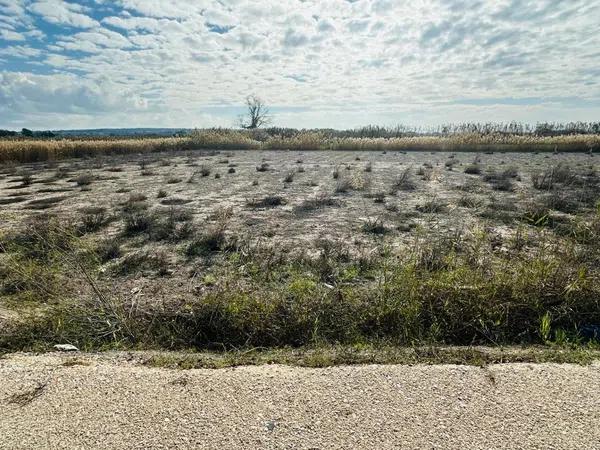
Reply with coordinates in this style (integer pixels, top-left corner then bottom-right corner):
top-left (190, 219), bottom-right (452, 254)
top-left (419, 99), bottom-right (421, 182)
top-left (1, 145), bottom-right (599, 354)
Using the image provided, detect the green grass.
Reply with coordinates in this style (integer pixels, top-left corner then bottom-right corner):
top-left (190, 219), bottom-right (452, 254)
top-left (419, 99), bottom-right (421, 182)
top-left (142, 345), bottom-right (600, 369)
top-left (1, 200), bottom-right (600, 355)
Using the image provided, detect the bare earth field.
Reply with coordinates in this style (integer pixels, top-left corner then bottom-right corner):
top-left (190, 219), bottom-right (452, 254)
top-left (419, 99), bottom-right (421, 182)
top-left (0, 148), bottom-right (599, 350)
top-left (0, 149), bottom-right (597, 244)
top-left (1, 352), bottom-right (600, 449)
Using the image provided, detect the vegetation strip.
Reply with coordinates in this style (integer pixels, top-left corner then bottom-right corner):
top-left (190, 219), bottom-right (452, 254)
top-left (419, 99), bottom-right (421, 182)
top-left (140, 346), bottom-right (600, 369)
top-left (1, 126), bottom-right (600, 163)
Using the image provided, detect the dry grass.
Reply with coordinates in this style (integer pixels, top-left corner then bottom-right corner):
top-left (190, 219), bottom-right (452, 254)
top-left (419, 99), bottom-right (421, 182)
top-left (0, 137), bottom-right (194, 163)
top-left (2, 130), bottom-right (599, 163)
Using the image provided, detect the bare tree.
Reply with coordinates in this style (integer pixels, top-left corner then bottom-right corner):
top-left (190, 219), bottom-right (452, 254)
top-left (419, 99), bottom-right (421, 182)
top-left (237, 95), bottom-right (271, 129)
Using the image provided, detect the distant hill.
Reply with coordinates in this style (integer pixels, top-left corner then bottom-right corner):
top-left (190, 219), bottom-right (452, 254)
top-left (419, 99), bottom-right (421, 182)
top-left (53, 128), bottom-right (191, 137)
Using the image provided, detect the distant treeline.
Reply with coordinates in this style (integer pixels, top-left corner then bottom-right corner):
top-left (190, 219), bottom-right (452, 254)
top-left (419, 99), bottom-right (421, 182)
top-left (2, 122), bottom-right (600, 140)
top-left (247, 122), bottom-right (600, 139)
top-left (0, 128), bottom-right (56, 138)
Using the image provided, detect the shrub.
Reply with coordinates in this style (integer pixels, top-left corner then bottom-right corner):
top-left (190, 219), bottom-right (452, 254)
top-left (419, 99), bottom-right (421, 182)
top-left (256, 162), bottom-right (269, 172)
top-left (283, 171), bottom-right (295, 183)
top-left (114, 250), bottom-right (169, 276)
top-left (416, 198), bottom-right (447, 213)
top-left (483, 170), bottom-right (514, 191)
top-left (96, 239), bottom-right (121, 262)
top-left (532, 164), bottom-right (574, 190)
top-left (458, 195), bottom-right (484, 208)
top-left (200, 165), bottom-right (211, 177)
top-left (80, 206), bottom-right (107, 232)
top-left (186, 228), bottom-right (227, 257)
top-left (362, 218), bottom-right (387, 234)
top-left (391, 167), bottom-right (416, 192)
top-left (166, 176), bottom-right (182, 184)
top-left (247, 196), bottom-right (287, 208)
top-left (464, 164), bottom-right (482, 175)
top-left (123, 209), bottom-right (153, 234)
top-left (522, 204), bottom-right (553, 227)
top-left (75, 172), bottom-right (93, 186)
top-left (542, 192), bottom-right (580, 213)
top-left (294, 193), bottom-right (341, 214)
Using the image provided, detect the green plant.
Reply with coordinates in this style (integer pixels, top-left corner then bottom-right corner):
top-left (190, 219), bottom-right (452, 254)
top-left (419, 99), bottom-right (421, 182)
top-left (362, 217), bottom-right (387, 234)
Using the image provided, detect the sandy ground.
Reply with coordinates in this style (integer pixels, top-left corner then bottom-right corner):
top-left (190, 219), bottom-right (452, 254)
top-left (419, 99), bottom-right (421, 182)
top-left (1, 353), bottom-right (599, 449)
top-left (1, 150), bottom-right (596, 246)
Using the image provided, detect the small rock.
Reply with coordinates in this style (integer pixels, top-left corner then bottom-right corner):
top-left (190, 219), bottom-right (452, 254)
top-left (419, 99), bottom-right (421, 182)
top-left (54, 344), bottom-right (79, 352)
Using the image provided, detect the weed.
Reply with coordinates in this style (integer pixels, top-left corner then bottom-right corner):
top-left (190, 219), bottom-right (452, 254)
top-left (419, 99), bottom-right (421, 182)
top-left (75, 173), bottom-right (93, 186)
top-left (80, 206), bottom-right (107, 232)
top-left (247, 196), bottom-right (287, 208)
top-left (483, 170), bottom-right (514, 191)
top-left (464, 164), bottom-right (482, 175)
top-left (335, 178), bottom-right (351, 193)
top-left (283, 171), bottom-right (295, 183)
top-left (114, 250), bottom-right (169, 276)
top-left (362, 217), bottom-right (387, 234)
top-left (96, 239), bottom-right (121, 262)
top-left (391, 167), bottom-right (416, 192)
top-left (416, 198), bottom-right (446, 213)
top-left (186, 228), bottom-right (227, 257)
top-left (294, 193), bottom-right (341, 214)
top-left (166, 176), bottom-right (182, 184)
top-left (458, 195), bottom-right (484, 208)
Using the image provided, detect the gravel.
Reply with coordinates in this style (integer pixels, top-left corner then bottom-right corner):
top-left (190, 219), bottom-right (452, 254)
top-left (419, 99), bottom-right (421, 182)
top-left (1, 353), bottom-right (599, 449)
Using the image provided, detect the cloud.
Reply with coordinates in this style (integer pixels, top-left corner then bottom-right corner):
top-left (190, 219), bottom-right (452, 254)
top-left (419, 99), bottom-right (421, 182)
top-left (0, 29), bottom-right (25, 41)
top-left (0, 0), bottom-right (598, 129)
top-left (282, 28), bottom-right (310, 47)
top-left (0, 72), bottom-right (149, 115)
top-left (29, 0), bottom-right (99, 28)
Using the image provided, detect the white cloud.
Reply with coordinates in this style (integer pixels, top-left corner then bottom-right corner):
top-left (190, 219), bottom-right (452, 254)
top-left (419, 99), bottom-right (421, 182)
top-left (0, 29), bottom-right (25, 41)
top-left (0, 71), bottom-right (149, 115)
top-left (0, 0), bottom-right (599, 128)
top-left (29, 0), bottom-right (99, 28)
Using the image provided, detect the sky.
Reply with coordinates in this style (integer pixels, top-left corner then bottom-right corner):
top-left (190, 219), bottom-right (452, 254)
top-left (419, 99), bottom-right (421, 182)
top-left (0, 0), bottom-right (599, 130)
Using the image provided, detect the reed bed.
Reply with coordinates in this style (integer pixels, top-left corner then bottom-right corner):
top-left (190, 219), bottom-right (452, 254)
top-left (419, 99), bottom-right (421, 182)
top-left (1, 130), bottom-right (598, 163)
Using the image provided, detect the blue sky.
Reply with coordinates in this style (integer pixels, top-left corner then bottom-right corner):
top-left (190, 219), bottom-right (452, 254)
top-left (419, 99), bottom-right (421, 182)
top-left (1, 0), bottom-right (599, 130)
